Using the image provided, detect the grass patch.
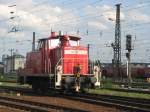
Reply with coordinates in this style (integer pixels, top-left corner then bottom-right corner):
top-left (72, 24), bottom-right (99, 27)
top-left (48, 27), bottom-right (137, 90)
top-left (87, 89), bottom-right (150, 99)
top-left (0, 74), bottom-right (17, 82)
top-left (0, 82), bottom-right (31, 88)
top-left (101, 78), bottom-right (150, 89)
top-left (101, 81), bottom-right (121, 88)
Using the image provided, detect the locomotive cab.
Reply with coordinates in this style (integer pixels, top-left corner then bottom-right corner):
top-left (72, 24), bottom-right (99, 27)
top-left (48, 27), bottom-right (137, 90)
top-left (49, 32), bottom-right (100, 91)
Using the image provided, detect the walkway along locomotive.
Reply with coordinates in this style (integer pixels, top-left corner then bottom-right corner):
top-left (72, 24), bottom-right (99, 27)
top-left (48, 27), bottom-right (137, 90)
top-left (18, 32), bottom-right (101, 92)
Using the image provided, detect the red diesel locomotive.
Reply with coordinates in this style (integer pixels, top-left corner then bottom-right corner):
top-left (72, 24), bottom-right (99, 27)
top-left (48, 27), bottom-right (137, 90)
top-left (18, 32), bottom-right (100, 92)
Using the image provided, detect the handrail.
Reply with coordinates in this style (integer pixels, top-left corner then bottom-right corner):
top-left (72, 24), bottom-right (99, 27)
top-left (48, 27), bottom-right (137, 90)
top-left (55, 58), bottom-right (62, 88)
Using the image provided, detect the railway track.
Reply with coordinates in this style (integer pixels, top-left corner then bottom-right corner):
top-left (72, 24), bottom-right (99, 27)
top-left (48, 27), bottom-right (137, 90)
top-left (102, 87), bottom-right (150, 94)
top-left (1, 85), bottom-right (150, 112)
top-left (61, 93), bottom-right (150, 112)
top-left (0, 95), bottom-right (88, 112)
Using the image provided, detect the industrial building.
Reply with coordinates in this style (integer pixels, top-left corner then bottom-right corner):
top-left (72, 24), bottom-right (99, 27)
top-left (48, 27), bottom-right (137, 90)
top-left (3, 54), bottom-right (25, 74)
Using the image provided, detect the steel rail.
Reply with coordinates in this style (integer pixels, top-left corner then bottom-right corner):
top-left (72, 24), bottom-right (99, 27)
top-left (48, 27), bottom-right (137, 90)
top-left (101, 87), bottom-right (150, 94)
top-left (59, 93), bottom-right (150, 112)
top-left (0, 95), bottom-right (88, 112)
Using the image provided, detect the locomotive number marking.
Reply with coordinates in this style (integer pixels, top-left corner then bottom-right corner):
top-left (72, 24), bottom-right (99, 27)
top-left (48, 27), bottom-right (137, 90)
top-left (64, 50), bottom-right (87, 54)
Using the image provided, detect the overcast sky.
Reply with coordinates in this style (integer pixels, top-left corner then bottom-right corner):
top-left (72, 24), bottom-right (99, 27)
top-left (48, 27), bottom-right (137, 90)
top-left (0, 0), bottom-right (150, 63)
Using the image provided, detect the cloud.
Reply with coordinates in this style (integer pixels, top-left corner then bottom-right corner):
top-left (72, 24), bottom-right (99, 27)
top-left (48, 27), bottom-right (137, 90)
top-left (84, 5), bottom-right (112, 16)
top-left (18, 10), bottom-right (46, 30)
top-left (0, 1), bottom-right (79, 39)
top-left (7, 31), bottom-right (25, 39)
top-left (0, 27), bottom-right (7, 37)
top-left (88, 21), bottom-right (107, 30)
top-left (128, 10), bottom-right (150, 22)
top-left (84, 4), bottom-right (125, 29)
top-left (0, 4), bottom-right (11, 19)
top-left (85, 4), bottom-right (125, 21)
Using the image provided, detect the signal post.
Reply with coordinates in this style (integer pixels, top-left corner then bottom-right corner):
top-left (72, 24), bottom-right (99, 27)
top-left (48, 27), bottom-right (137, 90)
top-left (126, 34), bottom-right (133, 87)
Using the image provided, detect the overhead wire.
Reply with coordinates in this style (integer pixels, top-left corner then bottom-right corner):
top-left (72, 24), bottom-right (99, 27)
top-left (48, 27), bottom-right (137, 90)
top-left (8, 0), bottom-right (148, 36)
top-left (123, 1), bottom-right (150, 11)
top-left (5, 0), bottom-right (148, 32)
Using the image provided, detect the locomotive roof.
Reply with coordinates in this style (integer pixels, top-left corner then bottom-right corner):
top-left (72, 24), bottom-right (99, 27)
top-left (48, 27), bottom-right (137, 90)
top-left (39, 35), bottom-right (81, 41)
top-left (68, 35), bottom-right (81, 41)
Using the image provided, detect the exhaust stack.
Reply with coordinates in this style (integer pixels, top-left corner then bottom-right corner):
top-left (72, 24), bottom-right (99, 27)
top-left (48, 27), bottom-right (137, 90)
top-left (32, 32), bottom-right (35, 51)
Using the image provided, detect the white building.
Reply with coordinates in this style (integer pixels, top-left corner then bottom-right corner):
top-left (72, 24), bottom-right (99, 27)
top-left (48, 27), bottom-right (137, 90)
top-left (3, 54), bottom-right (25, 74)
